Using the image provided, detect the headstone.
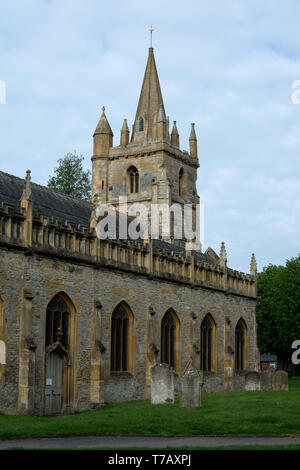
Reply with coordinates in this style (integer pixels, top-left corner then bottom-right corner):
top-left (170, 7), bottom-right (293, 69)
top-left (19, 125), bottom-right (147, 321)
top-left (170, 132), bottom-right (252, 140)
top-left (260, 369), bottom-right (274, 391)
top-left (273, 370), bottom-right (288, 391)
top-left (180, 359), bottom-right (203, 408)
top-left (0, 340), bottom-right (5, 365)
top-left (150, 363), bottom-right (174, 404)
top-left (245, 371), bottom-right (261, 391)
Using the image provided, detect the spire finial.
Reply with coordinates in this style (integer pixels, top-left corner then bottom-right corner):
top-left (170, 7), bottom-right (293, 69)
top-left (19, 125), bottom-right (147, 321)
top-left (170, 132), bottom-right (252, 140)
top-left (147, 25), bottom-right (155, 48)
top-left (219, 241), bottom-right (227, 268)
top-left (24, 169), bottom-right (32, 200)
top-left (102, 106), bottom-right (105, 113)
top-left (250, 253), bottom-right (257, 276)
top-left (21, 169), bottom-right (32, 210)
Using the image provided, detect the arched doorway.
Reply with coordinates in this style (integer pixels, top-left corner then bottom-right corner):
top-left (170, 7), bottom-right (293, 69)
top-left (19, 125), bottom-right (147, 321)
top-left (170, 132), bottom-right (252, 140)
top-left (44, 293), bottom-right (75, 414)
top-left (45, 349), bottom-right (64, 413)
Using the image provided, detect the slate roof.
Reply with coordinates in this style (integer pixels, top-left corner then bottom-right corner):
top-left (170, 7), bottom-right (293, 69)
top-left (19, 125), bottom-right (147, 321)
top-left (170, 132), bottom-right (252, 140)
top-left (152, 239), bottom-right (215, 264)
top-left (0, 171), bottom-right (92, 228)
top-left (0, 170), bottom-right (219, 265)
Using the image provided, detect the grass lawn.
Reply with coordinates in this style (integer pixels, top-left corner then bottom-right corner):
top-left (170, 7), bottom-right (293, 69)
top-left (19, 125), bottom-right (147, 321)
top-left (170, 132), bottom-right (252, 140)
top-left (0, 381), bottom-right (299, 440)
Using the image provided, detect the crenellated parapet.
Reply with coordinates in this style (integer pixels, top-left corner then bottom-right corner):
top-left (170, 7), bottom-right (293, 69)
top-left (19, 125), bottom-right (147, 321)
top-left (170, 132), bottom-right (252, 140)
top-left (0, 175), bottom-right (256, 299)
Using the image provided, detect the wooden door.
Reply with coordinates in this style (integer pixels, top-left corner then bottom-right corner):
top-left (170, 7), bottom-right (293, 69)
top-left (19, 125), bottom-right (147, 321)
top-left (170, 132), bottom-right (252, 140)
top-left (45, 351), bottom-right (63, 413)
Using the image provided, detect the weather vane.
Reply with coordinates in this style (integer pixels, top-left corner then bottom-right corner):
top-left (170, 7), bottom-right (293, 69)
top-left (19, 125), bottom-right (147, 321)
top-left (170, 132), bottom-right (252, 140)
top-left (147, 25), bottom-right (155, 48)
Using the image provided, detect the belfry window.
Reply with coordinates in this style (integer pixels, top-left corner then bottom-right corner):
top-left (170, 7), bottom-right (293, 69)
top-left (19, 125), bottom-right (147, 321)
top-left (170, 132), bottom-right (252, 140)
top-left (179, 168), bottom-right (184, 196)
top-left (201, 314), bottom-right (216, 371)
top-left (45, 295), bottom-right (69, 350)
top-left (111, 303), bottom-right (130, 372)
top-left (235, 318), bottom-right (247, 371)
top-left (139, 116), bottom-right (144, 132)
top-left (128, 166), bottom-right (139, 193)
top-left (161, 311), bottom-right (176, 367)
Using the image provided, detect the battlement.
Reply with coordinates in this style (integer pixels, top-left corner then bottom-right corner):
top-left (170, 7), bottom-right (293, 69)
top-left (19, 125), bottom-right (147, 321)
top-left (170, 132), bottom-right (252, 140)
top-left (0, 202), bottom-right (256, 298)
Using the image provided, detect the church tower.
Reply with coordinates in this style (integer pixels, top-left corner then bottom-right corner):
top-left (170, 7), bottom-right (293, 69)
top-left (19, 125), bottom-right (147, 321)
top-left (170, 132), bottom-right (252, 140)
top-left (91, 47), bottom-right (200, 244)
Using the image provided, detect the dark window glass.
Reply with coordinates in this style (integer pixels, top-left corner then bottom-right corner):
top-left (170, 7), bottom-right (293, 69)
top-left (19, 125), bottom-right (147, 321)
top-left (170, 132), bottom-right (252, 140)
top-left (235, 319), bottom-right (245, 371)
top-left (111, 304), bottom-right (130, 371)
top-left (179, 168), bottom-right (184, 196)
top-left (128, 166), bottom-right (139, 193)
top-left (45, 295), bottom-right (70, 350)
top-left (161, 311), bottom-right (176, 367)
top-left (201, 315), bottom-right (213, 371)
top-left (139, 116), bottom-right (144, 132)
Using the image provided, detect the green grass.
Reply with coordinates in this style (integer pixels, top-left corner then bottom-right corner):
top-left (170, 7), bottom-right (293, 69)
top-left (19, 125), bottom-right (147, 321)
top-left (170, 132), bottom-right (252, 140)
top-left (0, 381), bottom-right (300, 440)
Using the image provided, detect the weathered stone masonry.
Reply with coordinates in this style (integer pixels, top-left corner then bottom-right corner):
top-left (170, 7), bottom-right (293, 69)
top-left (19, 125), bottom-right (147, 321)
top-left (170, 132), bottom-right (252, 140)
top-left (0, 45), bottom-right (259, 415)
top-left (0, 215), bottom-right (258, 414)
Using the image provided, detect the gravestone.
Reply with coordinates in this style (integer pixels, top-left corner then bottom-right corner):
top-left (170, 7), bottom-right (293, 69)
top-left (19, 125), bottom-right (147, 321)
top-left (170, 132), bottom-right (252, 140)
top-left (150, 363), bottom-right (174, 404)
top-left (0, 340), bottom-right (5, 365)
top-left (273, 370), bottom-right (288, 391)
top-left (260, 369), bottom-right (274, 391)
top-left (245, 371), bottom-right (261, 391)
top-left (180, 359), bottom-right (203, 408)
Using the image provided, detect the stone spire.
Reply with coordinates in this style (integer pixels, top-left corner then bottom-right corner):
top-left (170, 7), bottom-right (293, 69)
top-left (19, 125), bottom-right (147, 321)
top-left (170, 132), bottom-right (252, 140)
top-left (250, 253), bottom-right (257, 276)
top-left (189, 123), bottom-right (198, 158)
top-left (120, 118), bottom-right (129, 146)
top-left (219, 241), bottom-right (227, 268)
top-left (171, 121), bottom-right (180, 148)
top-left (93, 106), bottom-right (113, 156)
top-left (131, 47), bottom-right (166, 144)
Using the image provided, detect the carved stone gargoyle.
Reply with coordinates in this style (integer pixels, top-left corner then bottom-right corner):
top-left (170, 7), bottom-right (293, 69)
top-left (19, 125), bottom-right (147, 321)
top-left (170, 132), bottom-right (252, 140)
top-left (150, 343), bottom-right (159, 355)
top-left (25, 337), bottom-right (37, 351)
top-left (149, 307), bottom-right (156, 316)
top-left (96, 340), bottom-right (106, 353)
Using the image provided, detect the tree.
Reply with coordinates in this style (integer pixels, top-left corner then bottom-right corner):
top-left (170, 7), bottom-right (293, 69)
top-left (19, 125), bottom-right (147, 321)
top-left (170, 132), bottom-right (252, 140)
top-left (47, 151), bottom-right (91, 201)
top-left (256, 255), bottom-right (300, 370)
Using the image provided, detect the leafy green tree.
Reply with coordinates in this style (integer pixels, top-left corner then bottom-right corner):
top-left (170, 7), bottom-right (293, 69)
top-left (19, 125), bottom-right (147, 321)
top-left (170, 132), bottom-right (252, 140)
top-left (256, 255), bottom-right (300, 370)
top-left (47, 151), bottom-right (91, 200)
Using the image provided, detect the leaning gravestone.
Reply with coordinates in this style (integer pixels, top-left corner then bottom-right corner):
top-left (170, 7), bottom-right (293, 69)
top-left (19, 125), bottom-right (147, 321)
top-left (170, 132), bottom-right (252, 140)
top-left (180, 359), bottom-right (203, 408)
top-left (150, 363), bottom-right (174, 404)
top-left (260, 369), bottom-right (275, 391)
top-left (245, 371), bottom-right (261, 391)
top-left (273, 370), bottom-right (289, 391)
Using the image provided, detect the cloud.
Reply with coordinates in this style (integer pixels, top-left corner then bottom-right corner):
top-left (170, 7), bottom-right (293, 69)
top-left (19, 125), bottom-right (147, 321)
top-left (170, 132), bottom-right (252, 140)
top-left (0, 0), bottom-right (299, 272)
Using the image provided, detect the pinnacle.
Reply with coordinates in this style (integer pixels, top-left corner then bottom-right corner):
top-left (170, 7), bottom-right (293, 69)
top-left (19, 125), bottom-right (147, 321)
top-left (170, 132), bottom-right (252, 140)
top-left (94, 106), bottom-right (113, 136)
top-left (189, 123), bottom-right (197, 141)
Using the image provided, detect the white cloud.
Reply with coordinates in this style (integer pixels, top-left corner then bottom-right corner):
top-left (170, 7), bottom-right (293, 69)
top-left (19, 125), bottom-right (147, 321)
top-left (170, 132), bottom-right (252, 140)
top-left (0, 0), bottom-right (299, 272)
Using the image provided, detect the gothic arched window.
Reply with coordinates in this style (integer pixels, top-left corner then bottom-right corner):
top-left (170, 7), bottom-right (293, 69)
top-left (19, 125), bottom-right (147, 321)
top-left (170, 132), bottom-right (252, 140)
top-left (201, 314), bottom-right (216, 371)
top-left (45, 295), bottom-right (70, 350)
top-left (179, 168), bottom-right (184, 196)
top-left (139, 116), bottom-right (144, 132)
top-left (128, 166), bottom-right (139, 193)
top-left (235, 318), bottom-right (247, 371)
top-left (161, 310), bottom-right (180, 368)
top-left (111, 303), bottom-right (133, 372)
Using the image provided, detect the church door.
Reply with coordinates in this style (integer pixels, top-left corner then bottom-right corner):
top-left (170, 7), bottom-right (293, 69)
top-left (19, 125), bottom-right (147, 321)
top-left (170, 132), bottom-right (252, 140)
top-left (45, 351), bottom-right (63, 414)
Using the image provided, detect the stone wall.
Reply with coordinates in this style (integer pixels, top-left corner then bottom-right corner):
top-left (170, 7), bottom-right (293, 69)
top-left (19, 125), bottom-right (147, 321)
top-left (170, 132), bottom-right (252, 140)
top-left (0, 244), bottom-right (258, 415)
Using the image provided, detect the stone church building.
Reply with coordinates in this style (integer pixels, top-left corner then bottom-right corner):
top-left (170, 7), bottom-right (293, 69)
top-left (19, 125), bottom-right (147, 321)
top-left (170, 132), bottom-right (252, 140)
top-left (0, 47), bottom-right (259, 415)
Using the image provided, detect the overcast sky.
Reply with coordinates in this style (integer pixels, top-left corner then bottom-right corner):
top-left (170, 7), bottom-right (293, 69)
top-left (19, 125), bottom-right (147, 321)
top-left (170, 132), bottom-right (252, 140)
top-left (0, 0), bottom-right (299, 273)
